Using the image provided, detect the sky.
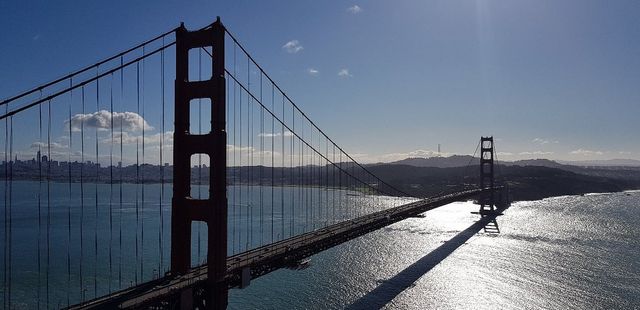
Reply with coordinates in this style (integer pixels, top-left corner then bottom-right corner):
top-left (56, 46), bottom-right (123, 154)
top-left (1, 0), bottom-right (639, 163)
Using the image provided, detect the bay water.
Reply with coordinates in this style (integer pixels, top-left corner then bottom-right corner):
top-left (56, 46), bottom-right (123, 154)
top-left (1, 181), bottom-right (639, 309)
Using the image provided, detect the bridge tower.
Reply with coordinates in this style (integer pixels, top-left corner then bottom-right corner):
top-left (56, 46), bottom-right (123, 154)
top-left (479, 136), bottom-right (495, 214)
top-left (172, 18), bottom-right (228, 309)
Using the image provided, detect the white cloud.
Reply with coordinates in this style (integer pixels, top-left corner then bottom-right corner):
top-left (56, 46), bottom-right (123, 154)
top-left (227, 145), bottom-right (254, 152)
top-left (30, 141), bottom-right (68, 151)
top-left (146, 131), bottom-right (174, 145)
top-left (307, 68), bottom-right (319, 76)
top-left (226, 144), bottom-right (279, 156)
top-left (66, 110), bottom-right (153, 132)
top-left (497, 152), bottom-right (514, 156)
top-left (347, 5), bottom-right (362, 14)
top-left (518, 151), bottom-right (554, 156)
top-left (570, 149), bottom-right (604, 156)
top-left (282, 40), bottom-right (303, 53)
top-left (338, 69), bottom-right (353, 78)
top-left (100, 131), bottom-right (173, 146)
top-left (258, 131), bottom-right (294, 138)
top-left (403, 150), bottom-right (444, 158)
top-left (532, 138), bottom-right (558, 145)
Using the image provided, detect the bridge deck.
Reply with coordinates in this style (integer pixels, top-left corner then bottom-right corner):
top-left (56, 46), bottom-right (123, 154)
top-left (69, 188), bottom-right (488, 309)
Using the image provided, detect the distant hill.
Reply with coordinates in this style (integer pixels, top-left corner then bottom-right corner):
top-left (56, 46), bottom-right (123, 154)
top-left (389, 155), bottom-right (477, 168)
top-left (367, 163), bottom-right (640, 201)
top-left (558, 159), bottom-right (640, 167)
top-left (385, 155), bottom-right (640, 185)
top-left (389, 155), bottom-right (640, 169)
top-left (389, 156), bottom-right (567, 169)
top-left (504, 159), bottom-right (567, 169)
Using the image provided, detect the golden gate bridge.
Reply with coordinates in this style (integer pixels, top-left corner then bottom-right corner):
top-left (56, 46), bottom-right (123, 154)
top-left (0, 17), bottom-right (508, 309)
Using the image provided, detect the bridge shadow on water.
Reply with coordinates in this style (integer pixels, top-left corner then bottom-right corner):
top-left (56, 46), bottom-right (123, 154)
top-left (346, 207), bottom-right (508, 310)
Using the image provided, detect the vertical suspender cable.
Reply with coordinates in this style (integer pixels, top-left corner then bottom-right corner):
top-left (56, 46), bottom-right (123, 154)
top-left (225, 67), bottom-right (230, 256)
top-left (311, 128), bottom-right (314, 230)
top-left (339, 152), bottom-right (342, 220)
top-left (246, 84), bottom-right (251, 250)
top-left (239, 53), bottom-right (243, 252)
top-left (283, 101), bottom-right (296, 235)
top-left (309, 127), bottom-right (313, 229)
top-left (225, 68), bottom-right (232, 254)
top-left (3, 104), bottom-right (8, 309)
top-left (239, 70), bottom-right (243, 251)
top-left (319, 133), bottom-right (323, 227)
top-left (159, 37), bottom-right (165, 274)
top-left (332, 144), bottom-right (336, 223)
top-left (94, 69), bottom-right (99, 299)
top-left (7, 115), bottom-right (13, 309)
top-left (299, 118), bottom-right (303, 232)
top-left (310, 128), bottom-right (314, 229)
top-left (259, 74), bottom-right (264, 246)
top-left (309, 117), bottom-right (313, 229)
top-left (3, 105), bottom-right (6, 309)
top-left (118, 56), bottom-right (124, 288)
top-left (67, 79), bottom-right (73, 307)
top-left (198, 48), bottom-right (203, 263)
top-left (317, 133), bottom-right (320, 228)
top-left (270, 84), bottom-right (274, 243)
top-left (232, 43), bottom-right (237, 255)
top-left (38, 92), bottom-right (42, 309)
top-left (325, 139), bottom-right (329, 226)
top-left (141, 47), bottom-right (146, 279)
top-left (350, 161), bottom-right (353, 218)
top-left (46, 99), bottom-right (52, 307)
top-left (80, 86), bottom-right (85, 301)
top-left (247, 57), bottom-right (252, 250)
top-left (281, 95), bottom-right (285, 239)
top-left (135, 61), bottom-right (140, 284)
top-left (246, 75), bottom-right (251, 251)
top-left (109, 72), bottom-right (114, 291)
top-left (301, 118), bottom-right (306, 232)
top-left (225, 68), bottom-right (231, 253)
top-left (317, 135), bottom-right (321, 226)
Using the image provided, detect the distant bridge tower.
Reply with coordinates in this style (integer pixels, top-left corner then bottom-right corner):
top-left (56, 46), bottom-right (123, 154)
top-left (172, 18), bottom-right (228, 309)
top-left (479, 136), bottom-right (495, 214)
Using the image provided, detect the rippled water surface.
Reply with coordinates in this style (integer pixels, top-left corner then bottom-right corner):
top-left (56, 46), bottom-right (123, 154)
top-left (0, 181), bottom-right (414, 308)
top-left (2, 181), bottom-right (640, 309)
top-left (229, 191), bottom-right (640, 309)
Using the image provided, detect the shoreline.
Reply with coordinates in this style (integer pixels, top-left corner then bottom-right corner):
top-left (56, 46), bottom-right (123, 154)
top-left (3, 178), bottom-right (637, 203)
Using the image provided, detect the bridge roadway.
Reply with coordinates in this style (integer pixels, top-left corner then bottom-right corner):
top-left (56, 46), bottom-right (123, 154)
top-left (69, 187), bottom-right (490, 309)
